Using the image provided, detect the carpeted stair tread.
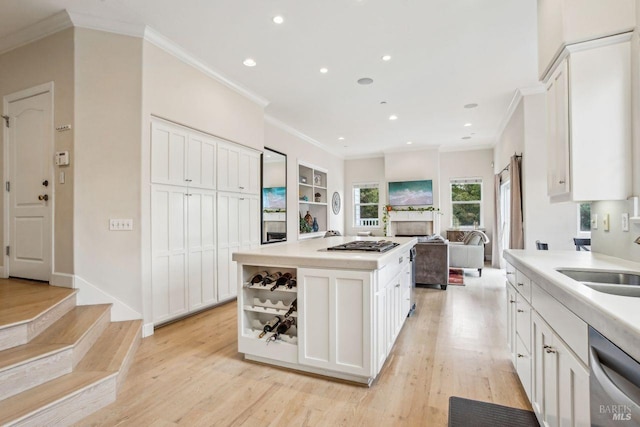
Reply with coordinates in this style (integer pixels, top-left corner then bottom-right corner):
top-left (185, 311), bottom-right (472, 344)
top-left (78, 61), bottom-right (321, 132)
top-left (76, 320), bottom-right (142, 373)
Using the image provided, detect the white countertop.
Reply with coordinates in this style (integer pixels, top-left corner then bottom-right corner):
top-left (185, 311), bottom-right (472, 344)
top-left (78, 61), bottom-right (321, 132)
top-left (232, 236), bottom-right (418, 270)
top-left (504, 249), bottom-right (640, 362)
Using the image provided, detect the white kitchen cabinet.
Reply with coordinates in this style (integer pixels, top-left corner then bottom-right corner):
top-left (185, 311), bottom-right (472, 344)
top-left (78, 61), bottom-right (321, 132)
top-left (297, 268), bottom-right (373, 377)
top-left (217, 193), bottom-right (259, 301)
top-left (151, 185), bottom-right (217, 324)
top-left (151, 120), bottom-right (217, 189)
top-left (545, 35), bottom-right (632, 202)
top-left (531, 311), bottom-right (590, 427)
top-left (217, 142), bottom-right (260, 194)
top-left (506, 283), bottom-right (517, 364)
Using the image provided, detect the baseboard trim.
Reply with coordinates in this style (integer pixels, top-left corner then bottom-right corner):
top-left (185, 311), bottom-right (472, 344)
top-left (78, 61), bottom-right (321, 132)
top-left (74, 275), bottom-right (142, 322)
top-left (0, 266), bottom-right (7, 279)
top-left (142, 323), bottom-right (154, 338)
top-left (50, 272), bottom-right (75, 288)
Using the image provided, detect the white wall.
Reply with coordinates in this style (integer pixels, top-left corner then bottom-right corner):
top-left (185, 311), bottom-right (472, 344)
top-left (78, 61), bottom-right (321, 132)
top-left (344, 157), bottom-right (386, 237)
top-left (74, 28), bottom-right (143, 315)
top-left (264, 122), bottom-right (345, 240)
top-left (384, 149), bottom-right (441, 208)
top-left (494, 93), bottom-right (577, 252)
top-left (440, 149), bottom-right (495, 257)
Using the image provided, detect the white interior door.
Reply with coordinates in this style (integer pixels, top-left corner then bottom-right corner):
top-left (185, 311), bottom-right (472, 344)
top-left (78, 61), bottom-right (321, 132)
top-left (5, 87), bottom-right (53, 281)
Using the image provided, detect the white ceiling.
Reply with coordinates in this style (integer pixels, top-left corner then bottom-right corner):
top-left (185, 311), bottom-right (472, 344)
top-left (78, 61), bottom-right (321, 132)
top-left (0, 0), bottom-right (540, 157)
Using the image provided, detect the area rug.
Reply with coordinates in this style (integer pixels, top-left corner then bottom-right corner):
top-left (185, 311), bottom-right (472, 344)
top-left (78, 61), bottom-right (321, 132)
top-left (448, 396), bottom-right (539, 427)
top-left (448, 268), bottom-right (465, 286)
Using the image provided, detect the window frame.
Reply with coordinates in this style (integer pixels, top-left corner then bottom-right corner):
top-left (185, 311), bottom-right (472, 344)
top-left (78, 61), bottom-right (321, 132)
top-left (577, 202), bottom-right (592, 238)
top-left (353, 182), bottom-right (380, 228)
top-left (450, 178), bottom-right (483, 229)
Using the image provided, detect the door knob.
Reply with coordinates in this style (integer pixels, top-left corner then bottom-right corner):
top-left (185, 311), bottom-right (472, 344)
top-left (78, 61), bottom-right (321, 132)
top-left (42, 180), bottom-right (49, 187)
top-left (38, 194), bottom-right (49, 201)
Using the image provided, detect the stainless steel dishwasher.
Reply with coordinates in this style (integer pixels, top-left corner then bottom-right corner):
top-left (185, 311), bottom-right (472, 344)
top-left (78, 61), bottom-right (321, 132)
top-left (590, 327), bottom-right (640, 426)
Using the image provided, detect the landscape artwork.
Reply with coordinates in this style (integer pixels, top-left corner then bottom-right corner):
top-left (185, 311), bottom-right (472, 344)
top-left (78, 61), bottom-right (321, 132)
top-left (262, 187), bottom-right (286, 210)
top-left (388, 180), bottom-right (433, 206)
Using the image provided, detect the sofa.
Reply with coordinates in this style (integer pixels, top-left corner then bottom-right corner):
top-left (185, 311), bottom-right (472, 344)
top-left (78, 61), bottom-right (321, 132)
top-left (448, 230), bottom-right (489, 276)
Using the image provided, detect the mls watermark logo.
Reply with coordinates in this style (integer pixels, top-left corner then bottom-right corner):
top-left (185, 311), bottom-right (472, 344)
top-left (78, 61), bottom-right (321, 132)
top-left (600, 405), bottom-right (632, 421)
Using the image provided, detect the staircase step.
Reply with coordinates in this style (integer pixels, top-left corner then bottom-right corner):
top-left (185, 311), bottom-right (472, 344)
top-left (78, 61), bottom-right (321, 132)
top-left (0, 280), bottom-right (76, 351)
top-left (0, 371), bottom-right (116, 427)
top-left (0, 305), bottom-right (111, 400)
top-left (77, 320), bottom-right (142, 390)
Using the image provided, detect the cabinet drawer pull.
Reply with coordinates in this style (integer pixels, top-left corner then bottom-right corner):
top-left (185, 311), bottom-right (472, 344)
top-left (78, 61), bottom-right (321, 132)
top-left (517, 354), bottom-right (525, 358)
top-left (399, 257), bottom-right (403, 264)
top-left (395, 284), bottom-right (400, 288)
top-left (506, 272), bottom-right (514, 275)
top-left (239, 186), bottom-right (245, 189)
top-left (517, 282), bottom-right (524, 287)
top-left (185, 179), bottom-right (192, 182)
top-left (544, 345), bottom-right (556, 354)
top-left (517, 309), bottom-right (524, 313)
top-left (559, 180), bottom-right (565, 184)
top-left (509, 300), bottom-right (516, 304)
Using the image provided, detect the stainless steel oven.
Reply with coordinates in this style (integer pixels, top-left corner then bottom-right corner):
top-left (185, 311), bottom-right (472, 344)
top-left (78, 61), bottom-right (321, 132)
top-left (590, 326), bottom-right (640, 426)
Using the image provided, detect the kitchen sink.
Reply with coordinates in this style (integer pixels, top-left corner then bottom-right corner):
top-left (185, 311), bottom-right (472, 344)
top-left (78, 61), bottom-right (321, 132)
top-left (557, 269), bottom-right (640, 297)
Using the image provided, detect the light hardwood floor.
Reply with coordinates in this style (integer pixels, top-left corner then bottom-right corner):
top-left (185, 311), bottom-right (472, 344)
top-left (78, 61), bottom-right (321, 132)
top-left (78, 267), bottom-right (530, 426)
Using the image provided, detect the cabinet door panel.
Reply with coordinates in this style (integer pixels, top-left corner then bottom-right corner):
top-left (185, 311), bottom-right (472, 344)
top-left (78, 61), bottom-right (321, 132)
top-left (507, 284), bottom-right (518, 365)
top-left (298, 268), bottom-right (372, 377)
top-left (151, 121), bottom-right (187, 186)
top-left (187, 134), bottom-right (216, 189)
top-left (188, 190), bottom-right (217, 309)
top-left (532, 312), bottom-right (559, 427)
top-left (516, 334), bottom-right (532, 401)
top-left (557, 339), bottom-right (590, 427)
top-left (151, 185), bottom-right (188, 323)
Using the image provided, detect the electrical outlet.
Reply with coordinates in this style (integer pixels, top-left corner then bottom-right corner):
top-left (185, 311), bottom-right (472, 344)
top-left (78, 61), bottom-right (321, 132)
top-left (603, 214), bottom-right (610, 232)
top-left (622, 213), bottom-right (629, 232)
top-left (591, 214), bottom-right (598, 230)
top-left (109, 219), bottom-right (133, 231)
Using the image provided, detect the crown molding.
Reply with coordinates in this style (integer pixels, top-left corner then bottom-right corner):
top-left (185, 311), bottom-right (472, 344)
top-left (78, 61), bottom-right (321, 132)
top-left (264, 115), bottom-right (342, 157)
top-left (143, 27), bottom-right (269, 108)
top-left (0, 10), bottom-right (72, 55)
top-left (438, 142), bottom-right (496, 153)
top-left (67, 11), bottom-right (146, 38)
top-left (344, 153), bottom-right (385, 160)
top-left (494, 84), bottom-right (544, 142)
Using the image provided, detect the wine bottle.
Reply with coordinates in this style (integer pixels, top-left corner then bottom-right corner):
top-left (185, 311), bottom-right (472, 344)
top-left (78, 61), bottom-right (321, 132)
top-left (248, 270), bottom-right (269, 285)
top-left (286, 278), bottom-right (297, 289)
top-left (284, 299), bottom-right (297, 318)
top-left (261, 271), bottom-right (282, 286)
top-left (270, 272), bottom-right (292, 291)
top-left (273, 317), bottom-right (295, 339)
top-left (258, 315), bottom-right (282, 338)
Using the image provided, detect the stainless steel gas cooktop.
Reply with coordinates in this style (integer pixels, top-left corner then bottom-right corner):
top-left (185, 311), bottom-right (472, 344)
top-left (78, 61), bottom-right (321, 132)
top-left (327, 240), bottom-right (399, 253)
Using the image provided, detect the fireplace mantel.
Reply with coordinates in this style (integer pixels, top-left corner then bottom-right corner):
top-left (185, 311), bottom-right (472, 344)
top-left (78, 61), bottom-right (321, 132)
top-left (387, 210), bottom-right (441, 236)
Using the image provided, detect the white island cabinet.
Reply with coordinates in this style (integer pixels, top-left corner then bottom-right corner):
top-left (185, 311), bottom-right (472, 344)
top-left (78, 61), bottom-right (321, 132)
top-left (232, 236), bottom-right (417, 385)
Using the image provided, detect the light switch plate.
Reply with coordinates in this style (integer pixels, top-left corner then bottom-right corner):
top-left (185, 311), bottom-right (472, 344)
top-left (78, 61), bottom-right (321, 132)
top-left (622, 213), bottom-right (629, 232)
top-left (591, 214), bottom-right (598, 230)
top-left (109, 219), bottom-right (133, 231)
top-left (603, 214), bottom-right (610, 232)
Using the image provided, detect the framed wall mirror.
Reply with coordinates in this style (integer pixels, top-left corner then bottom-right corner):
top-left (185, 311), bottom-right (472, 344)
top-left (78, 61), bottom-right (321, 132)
top-left (261, 148), bottom-right (287, 244)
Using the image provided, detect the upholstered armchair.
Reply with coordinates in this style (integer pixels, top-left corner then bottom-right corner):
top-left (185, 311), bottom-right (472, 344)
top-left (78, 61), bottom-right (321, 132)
top-left (448, 230), bottom-right (490, 276)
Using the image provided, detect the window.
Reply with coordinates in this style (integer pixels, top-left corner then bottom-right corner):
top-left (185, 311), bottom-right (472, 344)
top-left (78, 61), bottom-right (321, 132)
top-left (353, 183), bottom-right (379, 227)
top-left (578, 203), bottom-right (591, 236)
top-left (451, 178), bottom-right (482, 228)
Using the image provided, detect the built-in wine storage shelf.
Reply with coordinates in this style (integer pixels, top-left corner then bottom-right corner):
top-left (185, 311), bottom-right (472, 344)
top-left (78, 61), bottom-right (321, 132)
top-left (239, 265), bottom-right (299, 364)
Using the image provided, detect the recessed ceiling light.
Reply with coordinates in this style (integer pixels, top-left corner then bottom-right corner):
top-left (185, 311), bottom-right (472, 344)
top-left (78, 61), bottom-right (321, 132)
top-left (357, 77), bottom-right (374, 85)
top-left (338, 137), bottom-right (345, 140)
top-left (382, 55), bottom-right (391, 61)
top-left (243, 58), bottom-right (256, 67)
top-left (266, 154), bottom-right (271, 158)
top-left (406, 141), bottom-right (413, 145)
top-left (272, 15), bottom-right (284, 24)
top-left (464, 123), bottom-right (472, 127)
top-left (462, 136), bottom-right (471, 140)
top-left (389, 115), bottom-right (398, 121)
top-left (464, 103), bottom-right (478, 109)
top-left (320, 67), bottom-right (328, 74)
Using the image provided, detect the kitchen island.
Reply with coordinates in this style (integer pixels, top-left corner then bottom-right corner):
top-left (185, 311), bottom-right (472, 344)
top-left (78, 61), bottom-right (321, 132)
top-left (232, 236), bottom-right (417, 385)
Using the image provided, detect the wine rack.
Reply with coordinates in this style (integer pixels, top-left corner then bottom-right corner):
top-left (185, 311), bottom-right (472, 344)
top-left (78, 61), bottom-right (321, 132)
top-left (238, 265), bottom-right (299, 363)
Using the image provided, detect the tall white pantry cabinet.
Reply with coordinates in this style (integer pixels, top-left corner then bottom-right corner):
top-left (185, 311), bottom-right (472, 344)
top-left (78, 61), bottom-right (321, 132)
top-left (150, 119), bottom-right (260, 325)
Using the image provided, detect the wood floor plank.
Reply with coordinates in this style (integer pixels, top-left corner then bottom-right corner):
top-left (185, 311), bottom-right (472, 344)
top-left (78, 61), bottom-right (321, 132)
top-left (0, 279), bottom-right (75, 328)
top-left (78, 267), bottom-right (529, 426)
